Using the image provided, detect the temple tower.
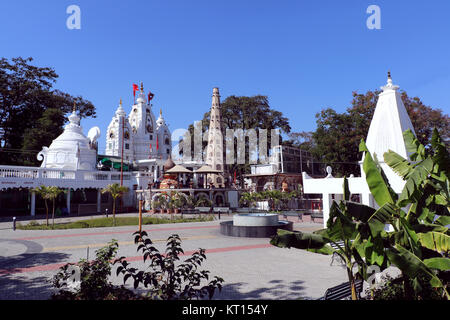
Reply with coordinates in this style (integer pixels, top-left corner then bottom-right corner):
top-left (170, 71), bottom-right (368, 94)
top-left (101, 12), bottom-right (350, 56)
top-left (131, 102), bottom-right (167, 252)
top-left (105, 98), bottom-right (134, 161)
top-left (205, 87), bottom-right (225, 187)
top-left (362, 71), bottom-right (416, 193)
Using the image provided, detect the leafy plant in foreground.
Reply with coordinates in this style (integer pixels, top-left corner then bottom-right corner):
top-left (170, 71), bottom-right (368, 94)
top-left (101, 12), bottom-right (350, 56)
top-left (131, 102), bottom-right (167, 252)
top-left (52, 239), bottom-right (136, 300)
top-left (114, 231), bottom-right (224, 300)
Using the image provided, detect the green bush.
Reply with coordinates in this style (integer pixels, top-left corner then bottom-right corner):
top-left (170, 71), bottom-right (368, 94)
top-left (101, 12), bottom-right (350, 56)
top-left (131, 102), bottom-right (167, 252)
top-left (52, 232), bottom-right (224, 300)
top-left (115, 231), bottom-right (224, 300)
top-left (367, 274), bottom-right (447, 300)
top-left (52, 240), bottom-right (137, 300)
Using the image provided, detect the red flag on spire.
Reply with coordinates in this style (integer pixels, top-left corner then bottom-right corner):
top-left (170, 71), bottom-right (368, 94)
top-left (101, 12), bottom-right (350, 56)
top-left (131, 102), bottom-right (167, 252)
top-left (148, 91), bottom-right (154, 104)
top-left (133, 83), bottom-right (139, 103)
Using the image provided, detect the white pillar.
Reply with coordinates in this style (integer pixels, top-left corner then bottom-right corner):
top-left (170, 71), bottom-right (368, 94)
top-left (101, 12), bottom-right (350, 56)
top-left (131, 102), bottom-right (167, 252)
top-left (30, 190), bottom-right (36, 216)
top-left (322, 193), bottom-right (333, 228)
top-left (193, 173), bottom-right (198, 188)
top-left (361, 193), bottom-right (373, 207)
top-left (97, 189), bottom-right (101, 213)
top-left (66, 188), bottom-right (71, 215)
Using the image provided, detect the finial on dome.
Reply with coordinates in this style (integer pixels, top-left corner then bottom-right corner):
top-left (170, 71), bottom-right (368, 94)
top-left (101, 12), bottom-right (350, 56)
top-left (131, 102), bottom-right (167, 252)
top-left (120, 98), bottom-right (122, 105)
top-left (73, 101), bottom-right (76, 112)
top-left (381, 70), bottom-right (399, 92)
top-left (160, 108), bottom-right (162, 116)
top-left (140, 82), bottom-right (144, 92)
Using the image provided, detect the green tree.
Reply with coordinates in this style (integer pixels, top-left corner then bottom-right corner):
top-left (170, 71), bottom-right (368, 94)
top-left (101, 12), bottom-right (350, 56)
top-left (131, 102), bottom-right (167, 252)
top-left (101, 184), bottom-right (129, 226)
top-left (0, 57), bottom-right (96, 165)
top-left (291, 90), bottom-right (449, 177)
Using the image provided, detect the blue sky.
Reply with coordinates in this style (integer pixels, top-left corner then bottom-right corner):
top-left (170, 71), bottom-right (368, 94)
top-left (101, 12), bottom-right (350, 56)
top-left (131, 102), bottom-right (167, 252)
top-left (1, 0), bottom-right (449, 152)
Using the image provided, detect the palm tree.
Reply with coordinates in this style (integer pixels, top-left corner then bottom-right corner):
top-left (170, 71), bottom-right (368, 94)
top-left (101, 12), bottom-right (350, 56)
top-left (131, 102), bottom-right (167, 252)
top-left (101, 183), bottom-right (129, 226)
top-left (48, 186), bottom-right (64, 227)
top-left (32, 185), bottom-right (53, 226)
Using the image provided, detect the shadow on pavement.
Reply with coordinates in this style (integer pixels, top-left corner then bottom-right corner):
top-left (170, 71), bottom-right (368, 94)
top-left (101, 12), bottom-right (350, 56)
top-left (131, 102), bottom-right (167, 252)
top-left (0, 251), bottom-right (71, 300)
top-left (214, 279), bottom-right (309, 300)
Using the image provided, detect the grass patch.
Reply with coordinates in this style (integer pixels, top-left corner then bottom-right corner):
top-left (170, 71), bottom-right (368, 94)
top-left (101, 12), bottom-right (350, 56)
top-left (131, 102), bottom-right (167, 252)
top-left (17, 215), bottom-right (214, 230)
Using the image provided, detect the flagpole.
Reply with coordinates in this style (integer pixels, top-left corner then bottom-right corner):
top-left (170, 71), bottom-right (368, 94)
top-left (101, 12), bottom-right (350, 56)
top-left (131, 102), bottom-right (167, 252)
top-left (121, 116), bottom-right (124, 186)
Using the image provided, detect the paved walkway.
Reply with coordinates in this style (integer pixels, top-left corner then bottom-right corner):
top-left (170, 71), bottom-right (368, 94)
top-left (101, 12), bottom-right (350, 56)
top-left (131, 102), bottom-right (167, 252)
top-left (0, 215), bottom-right (350, 300)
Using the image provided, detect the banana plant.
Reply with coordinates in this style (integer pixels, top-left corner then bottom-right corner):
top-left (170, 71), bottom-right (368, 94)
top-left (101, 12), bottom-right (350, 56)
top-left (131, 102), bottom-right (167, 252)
top-left (271, 177), bottom-right (370, 300)
top-left (271, 128), bottom-right (449, 299)
top-left (358, 129), bottom-right (449, 299)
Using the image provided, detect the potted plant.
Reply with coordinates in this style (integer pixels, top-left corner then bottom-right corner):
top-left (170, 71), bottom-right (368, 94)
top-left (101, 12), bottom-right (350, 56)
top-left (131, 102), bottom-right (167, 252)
top-left (158, 194), bottom-right (169, 214)
top-left (151, 199), bottom-right (160, 214)
top-left (195, 196), bottom-right (212, 214)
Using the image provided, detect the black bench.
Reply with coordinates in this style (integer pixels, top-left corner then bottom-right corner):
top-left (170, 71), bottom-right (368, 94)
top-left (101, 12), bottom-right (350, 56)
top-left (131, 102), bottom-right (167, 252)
top-left (318, 279), bottom-right (364, 300)
top-left (182, 208), bottom-right (200, 215)
top-left (311, 212), bottom-right (323, 222)
top-left (282, 211), bottom-right (303, 221)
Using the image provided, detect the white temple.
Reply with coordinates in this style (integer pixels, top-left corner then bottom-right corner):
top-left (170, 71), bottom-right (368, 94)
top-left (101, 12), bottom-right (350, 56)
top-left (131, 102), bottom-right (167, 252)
top-left (105, 82), bottom-right (172, 164)
top-left (302, 72), bottom-right (416, 227)
top-left (38, 105), bottom-right (99, 171)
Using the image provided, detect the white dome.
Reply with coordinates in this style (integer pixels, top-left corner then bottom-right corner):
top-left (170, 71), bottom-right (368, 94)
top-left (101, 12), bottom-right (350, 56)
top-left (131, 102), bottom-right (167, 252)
top-left (37, 111), bottom-right (97, 170)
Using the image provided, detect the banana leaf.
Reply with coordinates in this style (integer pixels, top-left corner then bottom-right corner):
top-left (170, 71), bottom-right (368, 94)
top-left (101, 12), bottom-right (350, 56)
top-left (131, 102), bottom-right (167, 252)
top-left (417, 232), bottom-right (450, 253)
top-left (359, 140), bottom-right (395, 207)
top-left (386, 244), bottom-right (445, 291)
top-left (435, 216), bottom-right (450, 227)
top-left (367, 202), bottom-right (397, 237)
top-left (403, 129), bottom-right (425, 162)
top-left (384, 150), bottom-right (413, 180)
top-left (270, 229), bottom-right (333, 255)
top-left (327, 201), bottom-right (358, 241)
top-left (423, 257), bottom-right (450, 271)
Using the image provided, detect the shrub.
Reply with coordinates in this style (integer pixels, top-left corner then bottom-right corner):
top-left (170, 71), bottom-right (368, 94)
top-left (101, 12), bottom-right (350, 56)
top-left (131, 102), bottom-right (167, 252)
top-left (52, 233), bottom-right (224, 300)
top-left (367, 274), bottom-right (447, 300)
top-left (51, 240), bottom-right (137, 300)
top-left (115, 231), bottom-right (224, 300)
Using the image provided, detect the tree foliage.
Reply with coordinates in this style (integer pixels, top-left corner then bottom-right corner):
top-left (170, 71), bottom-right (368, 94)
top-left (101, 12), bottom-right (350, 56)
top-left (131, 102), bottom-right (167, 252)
top-left (0, 57), bottom-right (96, 165)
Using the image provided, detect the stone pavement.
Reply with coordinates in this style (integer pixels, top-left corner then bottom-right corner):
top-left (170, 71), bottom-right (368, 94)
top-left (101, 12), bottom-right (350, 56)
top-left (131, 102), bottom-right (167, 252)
top-left (0, 214), bottom-right (352, 300)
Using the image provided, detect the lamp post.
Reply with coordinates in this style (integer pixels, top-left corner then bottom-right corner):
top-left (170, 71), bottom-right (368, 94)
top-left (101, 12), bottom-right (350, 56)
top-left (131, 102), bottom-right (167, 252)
top-left (136, 189), bottom-right (144, 235)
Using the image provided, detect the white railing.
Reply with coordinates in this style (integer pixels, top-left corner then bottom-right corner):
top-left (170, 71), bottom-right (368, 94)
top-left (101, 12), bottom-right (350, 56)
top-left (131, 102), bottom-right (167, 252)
top-left (0, 165), bottom-right (133, 189)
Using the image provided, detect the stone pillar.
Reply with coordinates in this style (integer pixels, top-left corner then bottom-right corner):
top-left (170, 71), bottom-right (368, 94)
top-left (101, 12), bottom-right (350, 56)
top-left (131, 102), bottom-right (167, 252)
top-left (322, 193), bottom-right (333, 228)
top-left (66, 188), bottom-right (71, 215)
top-left (97, 189), bottom-right (101, 213)
top-left (30, 190), bottom-right (36, 216)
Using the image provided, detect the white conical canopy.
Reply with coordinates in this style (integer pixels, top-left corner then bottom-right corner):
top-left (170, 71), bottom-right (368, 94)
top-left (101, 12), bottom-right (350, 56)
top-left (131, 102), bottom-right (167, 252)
top-left (365, 72), bottom-right (416, 160)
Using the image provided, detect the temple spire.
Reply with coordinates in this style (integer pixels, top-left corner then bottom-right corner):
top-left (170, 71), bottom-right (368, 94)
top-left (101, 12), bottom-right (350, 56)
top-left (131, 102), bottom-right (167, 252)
top-left (205, 87), bottom-right (224, 187)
